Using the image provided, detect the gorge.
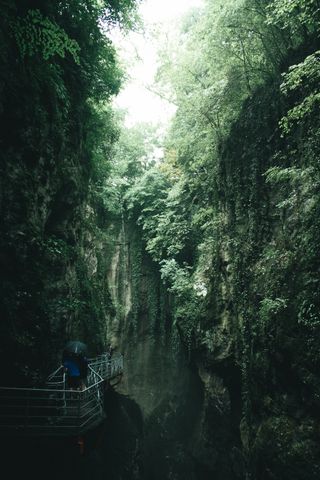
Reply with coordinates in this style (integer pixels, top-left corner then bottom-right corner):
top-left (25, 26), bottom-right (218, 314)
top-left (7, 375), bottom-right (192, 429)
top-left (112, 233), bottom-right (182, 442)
top-left (1, 1), bottom-right (320, 479)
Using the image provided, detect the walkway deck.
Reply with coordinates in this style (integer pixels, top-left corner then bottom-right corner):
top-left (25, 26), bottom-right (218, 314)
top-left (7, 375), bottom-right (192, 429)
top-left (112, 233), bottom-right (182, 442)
top-left (0, 353), bottom-right (123, 436)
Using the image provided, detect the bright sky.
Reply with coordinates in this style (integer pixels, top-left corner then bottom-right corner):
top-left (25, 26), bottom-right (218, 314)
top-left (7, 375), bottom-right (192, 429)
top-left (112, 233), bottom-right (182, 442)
top-left (111, 0), bottom-right (204, 127)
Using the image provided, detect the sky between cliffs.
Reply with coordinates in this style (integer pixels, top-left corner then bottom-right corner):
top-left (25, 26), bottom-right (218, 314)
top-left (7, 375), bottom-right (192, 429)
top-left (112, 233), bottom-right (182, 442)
top-left (111, 0), bottom-right (204, 127)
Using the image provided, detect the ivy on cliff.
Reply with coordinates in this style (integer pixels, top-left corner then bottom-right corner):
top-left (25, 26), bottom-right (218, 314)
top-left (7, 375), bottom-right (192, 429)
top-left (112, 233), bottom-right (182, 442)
top-left (112, 1), bottom-right (320, 477)
top-left (0, 0), bottom-right (138, 382)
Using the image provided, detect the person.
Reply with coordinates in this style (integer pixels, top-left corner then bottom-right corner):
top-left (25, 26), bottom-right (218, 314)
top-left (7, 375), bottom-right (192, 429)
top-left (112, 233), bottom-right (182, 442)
top-left (62, 341), bottom-right (89, 391)
top-left (62, 353), bottom-right (82, 390)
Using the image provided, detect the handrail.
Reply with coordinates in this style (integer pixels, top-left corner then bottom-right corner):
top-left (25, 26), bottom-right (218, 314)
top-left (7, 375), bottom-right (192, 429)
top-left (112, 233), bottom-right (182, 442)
top-left (0, 352), bottom-right (123, 436)
top-left (46, 365), bottom-right (64, 382)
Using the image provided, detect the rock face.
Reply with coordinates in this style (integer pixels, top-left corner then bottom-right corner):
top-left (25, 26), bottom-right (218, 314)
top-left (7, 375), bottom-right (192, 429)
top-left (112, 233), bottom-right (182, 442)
top-left (105, 69), bottom-right (320, 479)
top-left (216, 81), bottom-right (320, 479)
top-left (104, 218), bottom-right (243, 479)
top-left (2, 74), bottom-right (320, 480)
top-left (0, 138), bottom-right (112, 383)
top-left (0, 0), bottom-right (122, 384)
top-left (1, 5), bottom-right (320, 478)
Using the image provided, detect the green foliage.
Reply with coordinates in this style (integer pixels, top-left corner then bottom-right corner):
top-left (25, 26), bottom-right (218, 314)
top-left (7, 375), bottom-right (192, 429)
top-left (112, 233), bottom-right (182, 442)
top-left (0, 0), bottom-right (139, 379)
top-left (298, 296), bottom-right (320, 330)
top-left (113, 2), bottom-right (320, 476)
top-left (11, 9), bottom-right (80, 62)
top-left (127, 0), bottom-right (320, 363)
top-left (280, 91), bottom-right (320, 134)
top-left (99, 121), bottom-right (161, 215)
top-left (259, 297), bottom-right (288, 323)
top-left (125, 168), bottom-right (169, 219)
top-left (41, 236), bottom-right (75, 260)
top-left (265, 166), bottom-right (310, 184)
top-left (279, 51), bottom-right (320, 134)
top-left (101, 0), bottom-right (140, 30)
top-left (267, 0), bottom-right (320, 33)
top-left (280, 51), bottom-right (320, 94)
top-left (145, 178), bottom-right (191, 261)
top-left (160, 259), bottom-right (192, 298)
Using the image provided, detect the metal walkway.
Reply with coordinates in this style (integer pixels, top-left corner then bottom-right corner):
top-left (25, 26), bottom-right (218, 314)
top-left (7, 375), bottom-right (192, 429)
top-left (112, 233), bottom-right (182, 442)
top-left (0, 353), bottom-right (123, 436)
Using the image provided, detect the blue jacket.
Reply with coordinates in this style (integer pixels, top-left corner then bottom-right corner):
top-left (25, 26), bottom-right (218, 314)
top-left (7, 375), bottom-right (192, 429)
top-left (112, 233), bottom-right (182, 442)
top-left (63, 358), bottom-right (80, 377)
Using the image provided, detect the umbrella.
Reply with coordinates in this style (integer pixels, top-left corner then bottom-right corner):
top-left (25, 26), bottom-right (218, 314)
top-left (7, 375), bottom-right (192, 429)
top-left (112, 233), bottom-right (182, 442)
top-left (64, 340), bottom-right (88, 356)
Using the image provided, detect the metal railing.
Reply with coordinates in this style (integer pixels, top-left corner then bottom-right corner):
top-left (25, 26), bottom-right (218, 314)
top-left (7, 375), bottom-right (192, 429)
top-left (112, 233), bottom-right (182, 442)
top-left (88, 352), bottom-right (124, 380)
top-left (0, 353), bottom-right (123, 436)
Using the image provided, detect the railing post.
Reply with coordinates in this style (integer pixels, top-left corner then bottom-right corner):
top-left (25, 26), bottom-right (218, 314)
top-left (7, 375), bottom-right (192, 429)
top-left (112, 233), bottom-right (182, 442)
top-left (25, 390), bottom-right (30, 429)
top-left (77, 390), bottom-right (81, 434)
